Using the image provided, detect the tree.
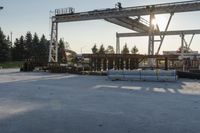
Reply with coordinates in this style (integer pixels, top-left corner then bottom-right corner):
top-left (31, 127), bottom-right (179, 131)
top-left (131, 45), bottom-right (139, 54)
top-left (0, 28), bottom-right (10, 62)
top-left (58, 39), bottom-right (66, 62)
top-left (24, 32), bottom-right (33, 59)
top-left (12, 36), bottom-right (26, 61)
top-left (91, 44), bottom-right (98, 54)
top-left (12, 38), bottom-right (19, 61)
top-left (98, 44), bottom-right (105, 54)
top-left (32, 33), bottom-right (40, 59)
top-left (105, 45), bottom-right (115, 54)
top-left (121, 43), bottom-right (129, 54)
top-left (39, 35), bottom-right (49, 62)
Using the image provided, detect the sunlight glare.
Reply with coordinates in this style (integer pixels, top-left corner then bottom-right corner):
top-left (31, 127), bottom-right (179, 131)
top-left (155, 15), bottom-right (168, 30)
top-left (152, 18), bottom-right (157, 27)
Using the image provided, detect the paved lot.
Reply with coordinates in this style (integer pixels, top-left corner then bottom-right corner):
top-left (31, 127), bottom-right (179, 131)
top-left (0, 69), bottom-right (200, 133)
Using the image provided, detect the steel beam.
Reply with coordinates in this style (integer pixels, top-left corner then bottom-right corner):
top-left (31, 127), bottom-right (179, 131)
top-left (105, 17), bottom-right (149, 32)
top-left (117, 30), bottom-right (200, 37)
top-left (54, 1), bottom-right (200, 23)
top-left (49, 0), bottom-right (200, 63)
top-left (181, 34), bottom-right (184, 60)
top-left (116, 35), bottom-right (120, 54)
top-left (105, 18), bottom-right (143, 32)
top-left (117, 17), bottom-right (150, 32)
top-left (188, 34), bottom-right (195, 48)
top-left (156, 13), bottom-right (174, 54)
top-left (49, 19), bottom-right (58, 62)
top-left (148, 13), bottom-right (155, 55)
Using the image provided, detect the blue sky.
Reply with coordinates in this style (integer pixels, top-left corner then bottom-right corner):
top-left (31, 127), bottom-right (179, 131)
top-left (0, 0), bottom-right (200, 54)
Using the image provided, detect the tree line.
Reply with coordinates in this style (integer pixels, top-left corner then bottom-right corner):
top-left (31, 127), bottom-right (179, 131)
top-left (91, 43), bottom-right (138, 54)
top-left (0, 28), bottom-right (68, 63)
top-left (0, 27), bottom-right (139, 63)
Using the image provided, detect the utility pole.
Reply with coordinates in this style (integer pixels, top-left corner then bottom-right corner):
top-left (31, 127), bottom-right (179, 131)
top-left (10, 32), bottom-right (13, 46)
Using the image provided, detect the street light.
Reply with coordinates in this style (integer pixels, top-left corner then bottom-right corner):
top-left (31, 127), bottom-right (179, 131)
top-left (0, 7), bottom-right (3, 10)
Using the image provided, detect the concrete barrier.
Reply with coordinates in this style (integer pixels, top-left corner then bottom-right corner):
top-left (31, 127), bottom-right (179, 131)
top-left (107, 69), bottom-right (177, 82)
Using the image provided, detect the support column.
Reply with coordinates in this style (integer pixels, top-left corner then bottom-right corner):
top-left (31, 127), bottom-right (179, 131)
top-left (148, 12), bottom-right (155, 55)
top-left (49, 17), bottom-right (58, 63)
top-left (156, 13), bottom-right (174, 54)
top-left (165, 57), bottom-right (168, 70)
top-left (148, 10), bottom-right (155, 67)
top-left (181, 34), bottom-right (185, 71)
top-left (116, 33), bottom-right (120, 54)
top-left (181, 34), bottom-right (185, 59)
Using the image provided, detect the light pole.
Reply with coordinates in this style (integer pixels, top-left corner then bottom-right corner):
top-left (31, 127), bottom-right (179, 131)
top-left (0, 7), bottom-right (3, 10)
top-left (80, 45), bottom-right (88, 54)
top-left (80, 46), bottom-right (84, 54)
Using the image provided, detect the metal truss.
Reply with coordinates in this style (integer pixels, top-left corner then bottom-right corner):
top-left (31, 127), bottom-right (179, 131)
top-left (117, 30), bottom-right (200, 37)
top-left (116, 29), bottom-right (200, 56)
top-left (156, 13), bottom-right (174, 54)
top-left (105, 17), bottom-right (149, 32)
top-left (49, 17), bottom-right (58, 62)
top-left (49, 0), bottom-right (200, 62)
top-left (54, 1), bottom-right (200, 23)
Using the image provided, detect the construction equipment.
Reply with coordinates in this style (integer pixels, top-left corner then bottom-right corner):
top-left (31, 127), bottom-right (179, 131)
top-left (49, 0), bottom-right (200, 63)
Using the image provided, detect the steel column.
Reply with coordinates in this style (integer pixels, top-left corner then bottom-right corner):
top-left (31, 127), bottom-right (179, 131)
top-left (49, 17), bottom-right (58, 63)
top-left (148, 11), bottom-right (155, 55)
top-left (116, 33), bottom-right (120, 54)
top-left (156, 13), bottom-right (174, 54)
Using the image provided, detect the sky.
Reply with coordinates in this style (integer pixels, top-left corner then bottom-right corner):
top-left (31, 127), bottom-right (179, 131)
top-left (0, 0), bottom-right (200, 54)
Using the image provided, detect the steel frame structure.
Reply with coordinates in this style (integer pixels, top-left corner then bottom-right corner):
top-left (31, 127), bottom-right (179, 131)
top-left (116, 29), bottom-right (200, 54)
top-left (49, 17), bottom-right (58, 62)
top-left (49, 0), bottom-right (200, 62)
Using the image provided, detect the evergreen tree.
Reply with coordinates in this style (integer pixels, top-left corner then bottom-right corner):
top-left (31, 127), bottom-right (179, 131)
top-left (12, 38), bottom-right (19, 61)
top-left (32, 33), bottom-right (40, 59)
top-left (58, 39), bottom-right (65, 62)
top-left (39, 34), bottom-right (49, 62)
top-left (0, 28), bottom-right (10, 62)
top-left (12, 36), bottom-right (25, 61)
top-left (24, 32), bottom-right (33, 59)
top-left (121, 43), bottom-right (129, 54)
top-left (105, 45), bottom-right (115, 54)
top-left (91, 44), bottom-right (98, 54)
top-left (131, 45), bottom-right (139, 54)
top-left (98, 44), bottom-right (105, 54)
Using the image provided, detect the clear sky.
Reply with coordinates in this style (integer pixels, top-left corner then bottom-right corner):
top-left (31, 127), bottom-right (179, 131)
top-left (0, 0), bottom-right (200, 54)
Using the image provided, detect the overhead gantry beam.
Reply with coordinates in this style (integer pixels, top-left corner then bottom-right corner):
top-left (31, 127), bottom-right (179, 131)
top-left (105, 17), bottom-right (149, 32)
top-left (116, 29), bottom-right (200, 57)
top-left (116, 30), bottom-right (200, 37)
top-left (54, 0), bottom-right (200, 23)
top-left (49, 0), bottom-right (200, 62)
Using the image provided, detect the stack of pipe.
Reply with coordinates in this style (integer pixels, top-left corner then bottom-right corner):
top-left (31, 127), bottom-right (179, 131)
top-left (107, 69), bottom-right (177, 82)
